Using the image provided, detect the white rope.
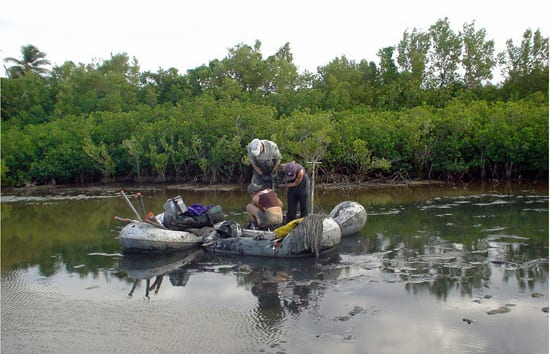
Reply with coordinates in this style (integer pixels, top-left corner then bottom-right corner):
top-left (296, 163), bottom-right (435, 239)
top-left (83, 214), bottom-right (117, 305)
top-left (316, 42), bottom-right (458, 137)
top-left (288, 214), bottom-right (325, 258)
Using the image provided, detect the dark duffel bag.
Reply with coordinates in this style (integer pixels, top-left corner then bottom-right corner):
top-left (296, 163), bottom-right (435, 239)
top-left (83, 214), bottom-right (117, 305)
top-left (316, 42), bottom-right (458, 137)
top-left (164, 204), bottom-right (225, 230)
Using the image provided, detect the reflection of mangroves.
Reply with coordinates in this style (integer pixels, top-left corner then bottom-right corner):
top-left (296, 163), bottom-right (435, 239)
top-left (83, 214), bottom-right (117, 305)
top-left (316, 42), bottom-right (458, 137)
top-left (1, 198), bottom-right (121, 271)
top-left (401, 260), bottom-right (493, 300)
top-left (314, 181), bottom-right (549, 210)
top-left (364, 195), bottom-right (548, 249)
top-left (221, 253), bottom-right (342, 319)
top-left (402, 258), bottom-right (549, 301)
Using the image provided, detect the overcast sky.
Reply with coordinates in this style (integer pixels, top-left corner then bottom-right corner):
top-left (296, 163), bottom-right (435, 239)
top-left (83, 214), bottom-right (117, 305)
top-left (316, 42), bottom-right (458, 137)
top-left (1, 0), bottom-right (548, 76)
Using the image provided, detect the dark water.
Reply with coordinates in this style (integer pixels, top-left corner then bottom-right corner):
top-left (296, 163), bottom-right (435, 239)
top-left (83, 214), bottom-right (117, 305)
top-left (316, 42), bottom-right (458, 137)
top-left (1, 182), bottom-right (548, 354)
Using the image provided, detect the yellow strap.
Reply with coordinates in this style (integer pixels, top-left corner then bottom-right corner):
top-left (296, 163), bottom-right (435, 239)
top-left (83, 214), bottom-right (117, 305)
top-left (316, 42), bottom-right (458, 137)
top-left (273, 218), bottom-right (304, 238)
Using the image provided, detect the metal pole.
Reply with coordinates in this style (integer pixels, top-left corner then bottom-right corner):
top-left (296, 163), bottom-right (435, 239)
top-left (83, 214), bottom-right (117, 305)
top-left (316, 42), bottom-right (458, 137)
top-left (137, 192), bottom-right (147, 219)
top-left (114, 216), bottom-right (139, 223)
top-left (306, 161), bottom-right (322, 214)
top-left (120, 190), bottom-right (142, 221)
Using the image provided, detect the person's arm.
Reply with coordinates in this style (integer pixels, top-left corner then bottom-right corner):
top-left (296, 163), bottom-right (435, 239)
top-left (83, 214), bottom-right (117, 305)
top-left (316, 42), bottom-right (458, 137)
top-left (252, 193), bottom-right (260, 206)
top-left (279, 168), bottom-right (304, 188)
top-left (272, 158), bottom-right (280, 174)
top-left (251, 161), bottom-right (263, 175)
top-left (249, 152), bottom-right (263, 175)
top-left (252, 193), bottom-right (268, 211)
top-left (277, 163), bottom-right (287, 187)
top-left (271, 162), bottom-right (280, 177)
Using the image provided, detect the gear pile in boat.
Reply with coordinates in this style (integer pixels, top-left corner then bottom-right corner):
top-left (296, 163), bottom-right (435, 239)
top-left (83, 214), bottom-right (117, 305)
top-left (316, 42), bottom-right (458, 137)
top-left (162, 195), bottom-right (225, 230)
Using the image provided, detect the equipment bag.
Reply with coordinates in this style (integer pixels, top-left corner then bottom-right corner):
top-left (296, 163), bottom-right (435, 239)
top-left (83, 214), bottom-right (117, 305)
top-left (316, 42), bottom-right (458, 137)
top-left (163, 197), bottom-right (225, 230)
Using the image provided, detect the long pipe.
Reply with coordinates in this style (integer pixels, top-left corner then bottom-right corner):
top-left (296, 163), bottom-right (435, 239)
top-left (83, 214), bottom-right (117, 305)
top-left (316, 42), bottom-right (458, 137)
top-left (145, 219), bottom-right (166, 229)
top-left (120, 190), bottom-right (142, 221)
top-left (137, 192), bottom-right (147, 219)
top-left (114, 216), bottom-right (139, 223)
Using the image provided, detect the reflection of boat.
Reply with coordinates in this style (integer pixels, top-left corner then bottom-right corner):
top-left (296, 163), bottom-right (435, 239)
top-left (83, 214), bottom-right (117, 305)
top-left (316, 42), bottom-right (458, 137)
top-left (206, 251), bottom-right (341, 278)
top-left (121, 248), bottom-right (204, 298)
top-left (121, 248), bottom-right (204, 279)
top-left (117, 194), bottom-right (367, 256)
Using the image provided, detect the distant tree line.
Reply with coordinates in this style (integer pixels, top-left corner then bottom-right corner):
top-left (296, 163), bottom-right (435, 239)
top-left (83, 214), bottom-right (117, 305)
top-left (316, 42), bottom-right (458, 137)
top-left (1, 18), bottom-right (548, 186)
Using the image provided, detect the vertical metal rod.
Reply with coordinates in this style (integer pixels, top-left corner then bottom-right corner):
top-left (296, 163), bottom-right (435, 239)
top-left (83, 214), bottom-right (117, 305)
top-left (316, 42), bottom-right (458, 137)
top-left (306, 161), bottom-right (322, 214)
top-left (310, 162), bottom-right (315, 214)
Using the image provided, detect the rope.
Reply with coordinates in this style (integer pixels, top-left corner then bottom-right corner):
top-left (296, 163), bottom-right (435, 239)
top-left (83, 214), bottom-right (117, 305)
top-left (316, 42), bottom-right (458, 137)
top-left (287, 214), bottom-right (325, 258)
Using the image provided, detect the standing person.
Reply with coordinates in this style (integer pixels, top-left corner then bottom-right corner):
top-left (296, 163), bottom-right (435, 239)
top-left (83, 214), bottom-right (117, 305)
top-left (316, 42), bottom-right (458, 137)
top-left (248, 138), bottom-right (281, 189)
top-left (278, 161), bottom-right (310, 222)
top-left (246, 183), bottom-right (284, 229)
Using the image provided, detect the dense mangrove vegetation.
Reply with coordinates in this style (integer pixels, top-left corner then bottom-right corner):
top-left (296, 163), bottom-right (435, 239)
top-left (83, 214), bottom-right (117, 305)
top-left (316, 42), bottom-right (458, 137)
top-left (1, 19), bottom-right (548, 186)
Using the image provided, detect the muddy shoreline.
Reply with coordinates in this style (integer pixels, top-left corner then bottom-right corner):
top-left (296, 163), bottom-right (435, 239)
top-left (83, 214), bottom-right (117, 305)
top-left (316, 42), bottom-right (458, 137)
top-left (3, 178), bottom-right (535, 195)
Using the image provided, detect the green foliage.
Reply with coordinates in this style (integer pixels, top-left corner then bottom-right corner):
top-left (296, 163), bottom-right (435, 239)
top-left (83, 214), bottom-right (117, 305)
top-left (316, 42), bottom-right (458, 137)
top-left (1, 117), bottom-right (94, 185)
top-left (83, 138), bottom-right (115, 181)
top-left (397, 28), bottom-right (430, 85)
top-left (427, 18), bottom-right (463, 88)
top-left (275, 111), bottom-right (333, 164)
top-left (460, 21), bottom-right (496, 87)
top-left (1, 20), bottom-right (548, 186)
top-left (49, 53), bottom-right (140, 116)
top-left (498, 29), bottom-right (549, 99)
top-left (1, 75), bottom-right (54, 125)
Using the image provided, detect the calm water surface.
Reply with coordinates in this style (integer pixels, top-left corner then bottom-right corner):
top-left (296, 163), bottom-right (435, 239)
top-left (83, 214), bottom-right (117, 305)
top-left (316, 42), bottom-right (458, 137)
top-left (1, 182), bottom-right (548, 354)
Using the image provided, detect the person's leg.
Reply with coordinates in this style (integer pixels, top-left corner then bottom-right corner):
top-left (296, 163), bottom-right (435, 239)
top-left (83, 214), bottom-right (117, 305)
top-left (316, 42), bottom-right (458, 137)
top-left (298, 188), bottom-right (309, 218)
top-left (286, 188), bottom-right (298, 222)
top-left (265, 209), bottom-right (283, 226)
top-left (255, 209), bottom-right (268, 226)
top-left (295, 178), bottom-right (309, 218)
top-left (246, 203), bottom-right (260, 225)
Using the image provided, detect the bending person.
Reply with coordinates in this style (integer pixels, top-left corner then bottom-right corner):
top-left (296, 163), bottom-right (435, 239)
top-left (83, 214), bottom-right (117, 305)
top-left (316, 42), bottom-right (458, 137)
top-left (278, 161), bottom-right (310, 222)
top-left (246, 183), bottom-right (283, 229)
top-left (248, 138), bottom-right (281, 189)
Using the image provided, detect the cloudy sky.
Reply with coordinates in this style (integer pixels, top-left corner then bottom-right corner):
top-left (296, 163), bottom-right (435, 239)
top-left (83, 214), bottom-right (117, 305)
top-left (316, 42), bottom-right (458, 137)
top-left (1, 0), bottom-right (547, 76)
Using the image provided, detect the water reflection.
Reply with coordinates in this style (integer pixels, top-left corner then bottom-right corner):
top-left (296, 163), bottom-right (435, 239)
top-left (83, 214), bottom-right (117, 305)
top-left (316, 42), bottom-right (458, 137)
top-left (1, 184), bottom-right (548, 353)
top-left (1, 188), bottom-right (547, 302)
top-left (336, 192), bottom-right (548, 302)
top-left (118, 248), bottom-right (343, 323)
top-left (200, 252), bottom-right (342, 323)
top-left (121, 249), bottom-right (203, 298)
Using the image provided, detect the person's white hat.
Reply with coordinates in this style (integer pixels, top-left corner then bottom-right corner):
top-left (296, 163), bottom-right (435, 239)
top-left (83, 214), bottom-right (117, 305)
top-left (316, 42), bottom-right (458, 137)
top-left (249, 139), bottom-right (261, 156)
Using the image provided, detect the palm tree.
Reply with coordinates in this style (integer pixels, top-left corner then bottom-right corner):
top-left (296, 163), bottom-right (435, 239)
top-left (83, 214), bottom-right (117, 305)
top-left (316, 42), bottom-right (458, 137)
top-left (3, 44), bottom-right (51, 78)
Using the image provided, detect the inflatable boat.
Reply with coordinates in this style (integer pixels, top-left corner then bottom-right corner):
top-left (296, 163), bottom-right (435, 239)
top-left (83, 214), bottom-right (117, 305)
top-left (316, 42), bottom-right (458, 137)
top-left (116, 193), bottom-right (367, 257)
